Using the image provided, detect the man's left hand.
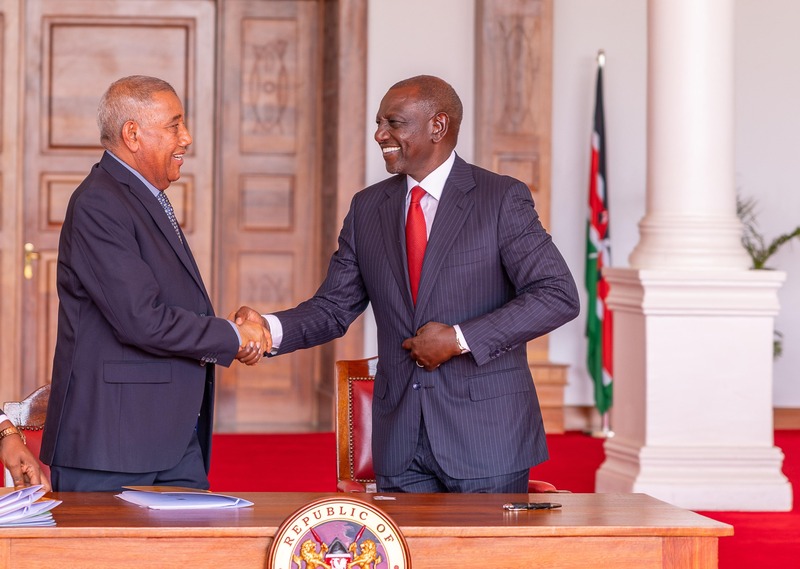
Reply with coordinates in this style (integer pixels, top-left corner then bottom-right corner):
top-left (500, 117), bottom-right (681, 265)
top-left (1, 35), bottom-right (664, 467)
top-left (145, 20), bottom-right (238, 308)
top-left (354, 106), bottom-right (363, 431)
top-left (402, 322), bottom-right (462, 371)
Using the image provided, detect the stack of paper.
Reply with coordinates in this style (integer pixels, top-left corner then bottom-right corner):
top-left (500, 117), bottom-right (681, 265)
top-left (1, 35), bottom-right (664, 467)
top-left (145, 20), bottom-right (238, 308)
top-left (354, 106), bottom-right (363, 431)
top-left (116, 486), bottom-right (254, 510)
top-left (0, 485), bottom-right (60, 527)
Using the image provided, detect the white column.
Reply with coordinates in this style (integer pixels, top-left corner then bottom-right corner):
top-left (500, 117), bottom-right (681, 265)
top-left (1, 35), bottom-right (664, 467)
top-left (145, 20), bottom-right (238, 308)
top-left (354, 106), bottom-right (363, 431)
top-left (630, 0), bottom-right (748, 270)
top-left (595, 0), bottom-right (792, 511)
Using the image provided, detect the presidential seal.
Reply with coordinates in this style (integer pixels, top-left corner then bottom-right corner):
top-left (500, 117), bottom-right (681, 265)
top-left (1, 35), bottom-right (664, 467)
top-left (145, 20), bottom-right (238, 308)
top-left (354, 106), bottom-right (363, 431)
top-left (268, 496), bottom-right (411, 569)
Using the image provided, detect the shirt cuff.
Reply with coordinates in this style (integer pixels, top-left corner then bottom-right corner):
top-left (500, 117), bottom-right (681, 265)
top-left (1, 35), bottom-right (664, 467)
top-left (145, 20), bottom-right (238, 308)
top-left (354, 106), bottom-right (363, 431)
top-left (264, 314), bottom-right (283, 353)
top-left (453, 324), bottom-right (470, 354)
top-left (0, 414), bottom-right (9, 425)
top-left (227, 320), bottom-right (241, 345)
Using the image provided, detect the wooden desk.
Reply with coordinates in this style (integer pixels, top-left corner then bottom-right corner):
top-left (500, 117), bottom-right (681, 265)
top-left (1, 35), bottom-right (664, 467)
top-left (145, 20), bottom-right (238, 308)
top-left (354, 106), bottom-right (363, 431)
top-left (0, 492), bottom-right (731, 569)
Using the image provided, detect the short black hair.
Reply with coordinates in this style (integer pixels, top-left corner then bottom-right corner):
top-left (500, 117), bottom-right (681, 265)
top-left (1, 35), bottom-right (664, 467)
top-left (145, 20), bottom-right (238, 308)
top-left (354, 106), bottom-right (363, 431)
top-left (390, 75), bottom-right (463, 138)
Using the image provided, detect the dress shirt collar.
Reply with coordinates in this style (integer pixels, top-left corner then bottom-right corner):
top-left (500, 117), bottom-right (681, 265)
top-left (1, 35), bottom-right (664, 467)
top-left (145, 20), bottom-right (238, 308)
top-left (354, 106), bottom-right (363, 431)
top-left (405, 150), bottom-right (456, 200)
top-left (106, 150), bottom-right (161, 199)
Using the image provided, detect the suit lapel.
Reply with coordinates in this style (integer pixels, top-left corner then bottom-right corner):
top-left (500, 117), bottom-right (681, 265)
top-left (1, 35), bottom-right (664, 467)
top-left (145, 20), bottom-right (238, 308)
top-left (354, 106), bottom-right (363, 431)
top-left (100, 153), bottom-right (209, 297)
top-left (378, 177), bottom-right (414, 312)
top-left (147, 198), bottom-right (208, 295)
top-left (414, 157), bottom-right (476, 317)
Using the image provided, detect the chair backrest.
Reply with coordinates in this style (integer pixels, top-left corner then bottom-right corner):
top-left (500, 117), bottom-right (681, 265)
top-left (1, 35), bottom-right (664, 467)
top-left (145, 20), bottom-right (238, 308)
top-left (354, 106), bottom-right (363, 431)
top-left (334, 357), bottom-right (561, 494)
top-left (3, 384), bottom-right (51, 485)
top-left (335, 357), bottom-right (378, 492)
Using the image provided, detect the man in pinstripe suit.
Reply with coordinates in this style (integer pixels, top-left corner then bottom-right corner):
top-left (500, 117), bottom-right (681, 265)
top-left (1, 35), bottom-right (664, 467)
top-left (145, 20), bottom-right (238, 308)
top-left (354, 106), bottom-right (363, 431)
top-left (237, 75), bottom-right (579, 492)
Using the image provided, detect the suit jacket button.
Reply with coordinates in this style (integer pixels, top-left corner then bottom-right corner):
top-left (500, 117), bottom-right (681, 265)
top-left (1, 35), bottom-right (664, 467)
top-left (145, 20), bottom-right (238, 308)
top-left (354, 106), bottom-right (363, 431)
top-left (412, 383), bottom-right (421, 390)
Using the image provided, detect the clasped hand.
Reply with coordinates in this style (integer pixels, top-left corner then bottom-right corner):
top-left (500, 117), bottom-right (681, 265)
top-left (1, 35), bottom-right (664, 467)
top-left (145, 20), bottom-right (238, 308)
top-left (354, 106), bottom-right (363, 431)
top-left (0, 432), bottom-right (51, 491)
top-left (229, 306), bottom-right (271, 365)
top-left (402, 322), bottom-right (462, 371)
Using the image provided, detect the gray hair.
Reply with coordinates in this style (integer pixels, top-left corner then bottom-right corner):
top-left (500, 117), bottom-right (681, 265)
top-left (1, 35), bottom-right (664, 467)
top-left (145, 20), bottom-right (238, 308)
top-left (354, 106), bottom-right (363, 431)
top-left (97, 75), bottom-right (177, 148)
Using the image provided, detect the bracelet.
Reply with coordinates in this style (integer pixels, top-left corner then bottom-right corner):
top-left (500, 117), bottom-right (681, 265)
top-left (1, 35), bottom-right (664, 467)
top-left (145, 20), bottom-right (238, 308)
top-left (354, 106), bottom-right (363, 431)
top-left (0, 425), bottom-right (25, 445)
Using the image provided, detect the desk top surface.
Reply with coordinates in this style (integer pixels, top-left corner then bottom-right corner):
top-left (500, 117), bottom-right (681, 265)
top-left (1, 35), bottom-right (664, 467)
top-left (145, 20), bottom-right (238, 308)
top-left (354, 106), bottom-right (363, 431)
top-left (4, 491), bottom-right (733, 539)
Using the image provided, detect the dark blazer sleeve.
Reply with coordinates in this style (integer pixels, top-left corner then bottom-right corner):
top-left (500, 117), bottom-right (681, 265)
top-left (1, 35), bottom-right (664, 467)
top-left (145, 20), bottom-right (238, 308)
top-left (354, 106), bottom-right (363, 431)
top-left (67, 177), bottom-right (237, 362)
top-left (268, 158), bottom-right (579, 480)
top-left (458, 180), bottom-right (579, 365)
top-left (42, 158), bottom-right (237, 474)
top-left (273, 202), bottom-right (371, 353)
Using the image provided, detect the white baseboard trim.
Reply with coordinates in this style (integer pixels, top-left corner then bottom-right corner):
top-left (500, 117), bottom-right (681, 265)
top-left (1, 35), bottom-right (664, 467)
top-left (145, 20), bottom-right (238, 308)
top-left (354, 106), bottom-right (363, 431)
top-left (563, 405), bottom-right (800, 432)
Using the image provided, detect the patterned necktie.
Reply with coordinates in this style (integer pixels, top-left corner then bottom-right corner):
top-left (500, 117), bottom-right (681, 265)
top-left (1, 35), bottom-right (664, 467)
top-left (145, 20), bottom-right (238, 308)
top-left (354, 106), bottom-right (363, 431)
top-left (157, 191), bottom-right (182, 243)
top-left (406, 185), bottom-right (427, 305)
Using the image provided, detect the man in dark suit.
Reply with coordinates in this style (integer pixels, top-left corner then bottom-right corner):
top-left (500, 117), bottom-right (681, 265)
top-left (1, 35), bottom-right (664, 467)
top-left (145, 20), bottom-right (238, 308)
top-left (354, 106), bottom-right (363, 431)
top-left (238, 75), bottom-right (579, 492)
top-left (41, 76), bottom-right (270, 492)
top-left (0, 411), bottom-right (49, 490)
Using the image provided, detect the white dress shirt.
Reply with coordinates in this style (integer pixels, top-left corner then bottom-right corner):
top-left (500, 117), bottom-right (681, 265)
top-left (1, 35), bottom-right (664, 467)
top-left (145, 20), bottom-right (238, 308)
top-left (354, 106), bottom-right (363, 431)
top-left (267, 150), bottom-right (470, 353)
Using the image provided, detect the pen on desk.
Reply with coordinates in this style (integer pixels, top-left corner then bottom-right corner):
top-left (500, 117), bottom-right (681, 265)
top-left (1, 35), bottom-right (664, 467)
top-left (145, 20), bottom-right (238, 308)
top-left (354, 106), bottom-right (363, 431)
top-left (502, 502), bottom-right (562, 511)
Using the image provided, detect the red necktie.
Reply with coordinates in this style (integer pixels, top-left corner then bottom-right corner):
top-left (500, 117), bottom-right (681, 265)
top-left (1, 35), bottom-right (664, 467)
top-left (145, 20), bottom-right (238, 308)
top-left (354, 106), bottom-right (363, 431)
top-left (406, 185), bottom-right (427, 305)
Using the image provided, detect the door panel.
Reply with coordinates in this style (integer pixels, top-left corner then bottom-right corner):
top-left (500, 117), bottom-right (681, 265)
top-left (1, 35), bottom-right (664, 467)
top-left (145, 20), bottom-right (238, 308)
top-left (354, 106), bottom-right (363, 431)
top-left (475, 0), bottom-right (553, 363)
top-left (215, 0), bottom-right (323, 431)
top-left (21, 0), bottom-right (216, 397)
top-left (0, 1), bottom-right (22, 407)
top-left (3, 0), bottom-right (367, 432)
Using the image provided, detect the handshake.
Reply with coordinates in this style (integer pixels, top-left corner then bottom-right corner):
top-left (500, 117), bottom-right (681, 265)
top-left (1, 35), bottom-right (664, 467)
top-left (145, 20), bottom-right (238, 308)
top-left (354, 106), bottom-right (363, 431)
top-left (229, 306), bottom-right (270, 366)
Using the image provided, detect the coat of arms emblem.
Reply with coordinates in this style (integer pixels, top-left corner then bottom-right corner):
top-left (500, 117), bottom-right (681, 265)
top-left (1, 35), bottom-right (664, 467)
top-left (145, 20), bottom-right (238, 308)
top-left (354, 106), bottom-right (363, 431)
top-left (268, 496), bottom-right (411, 569)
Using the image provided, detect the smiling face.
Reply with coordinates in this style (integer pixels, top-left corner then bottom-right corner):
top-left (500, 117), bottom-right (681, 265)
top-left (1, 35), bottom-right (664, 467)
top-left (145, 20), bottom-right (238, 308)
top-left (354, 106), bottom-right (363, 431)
top-left (374, 84), bottom-right (450, 182)
top-left (130, 90), bottom-right (192, 190)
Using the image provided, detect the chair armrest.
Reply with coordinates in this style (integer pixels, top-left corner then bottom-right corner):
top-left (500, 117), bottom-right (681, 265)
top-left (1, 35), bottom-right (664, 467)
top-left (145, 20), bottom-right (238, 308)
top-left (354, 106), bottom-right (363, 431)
top-left (337, 480), bottom-right (379, 493)
top-left (337, 480), bottom-right (369, 493)
top-left (528, 479), bottom-right (559, 493)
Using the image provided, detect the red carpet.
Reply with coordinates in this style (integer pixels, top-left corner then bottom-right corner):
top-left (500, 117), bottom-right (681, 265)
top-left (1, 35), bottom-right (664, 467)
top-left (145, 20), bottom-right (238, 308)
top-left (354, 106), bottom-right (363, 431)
top-left (209, 432), bottom-right (338, 492)
top-left (697, 430), bottom-right (800, 568)
top-left (208, 430), bottom-right (799, 568)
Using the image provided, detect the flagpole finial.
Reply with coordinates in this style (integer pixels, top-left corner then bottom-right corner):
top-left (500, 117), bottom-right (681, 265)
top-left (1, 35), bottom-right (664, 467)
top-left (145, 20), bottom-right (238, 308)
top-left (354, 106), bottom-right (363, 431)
top-left (597, 49), bottom-right (605, 68)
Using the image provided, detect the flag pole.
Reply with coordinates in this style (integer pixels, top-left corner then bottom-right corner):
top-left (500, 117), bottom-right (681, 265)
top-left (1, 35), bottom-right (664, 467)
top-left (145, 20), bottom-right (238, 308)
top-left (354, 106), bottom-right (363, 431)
top-left (583, 47), bottom-right (614, 439)
top-left (586, 411), bottom-right (615, 439)
top-left (597, 48), bottom-right (613, 440)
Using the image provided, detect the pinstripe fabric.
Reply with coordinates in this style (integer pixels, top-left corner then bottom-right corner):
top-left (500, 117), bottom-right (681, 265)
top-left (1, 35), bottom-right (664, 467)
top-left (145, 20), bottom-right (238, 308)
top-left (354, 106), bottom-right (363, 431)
top-left (275, 155), bottom-right (579, 479)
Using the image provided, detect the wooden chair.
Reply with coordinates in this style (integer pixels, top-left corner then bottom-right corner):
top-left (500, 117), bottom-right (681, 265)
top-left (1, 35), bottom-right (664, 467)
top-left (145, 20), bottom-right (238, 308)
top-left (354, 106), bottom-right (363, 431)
top-left (336, 357), bottom-right (378, 492)
top-left (3, 384), bottom-right (50, 485)
top-left (335, 357), bottom-right (560, 493)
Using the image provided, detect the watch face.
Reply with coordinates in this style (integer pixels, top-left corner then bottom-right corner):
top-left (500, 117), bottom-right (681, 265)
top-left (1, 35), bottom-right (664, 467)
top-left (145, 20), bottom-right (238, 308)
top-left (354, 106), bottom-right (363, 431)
top-left (268, 496), bottom-right (411, 569)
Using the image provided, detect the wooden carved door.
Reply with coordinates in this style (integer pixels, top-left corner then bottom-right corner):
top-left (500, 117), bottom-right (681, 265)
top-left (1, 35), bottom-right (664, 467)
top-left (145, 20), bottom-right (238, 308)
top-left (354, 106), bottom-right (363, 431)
top-left (19, 0), bottom-right (216, 397)
top-left (214, 0), bottom-right (325, 432)
top-left (0, 0), bottom-right (23, 406)
top-left (1, 0), bottom-right (365, 431)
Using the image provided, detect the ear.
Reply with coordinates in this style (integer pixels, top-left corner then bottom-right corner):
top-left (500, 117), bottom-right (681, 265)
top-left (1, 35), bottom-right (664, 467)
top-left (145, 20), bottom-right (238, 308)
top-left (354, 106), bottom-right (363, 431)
top-left (121, 120), bottom-right (140, 151)
top-left (430, 112), bottom-right (449, 143)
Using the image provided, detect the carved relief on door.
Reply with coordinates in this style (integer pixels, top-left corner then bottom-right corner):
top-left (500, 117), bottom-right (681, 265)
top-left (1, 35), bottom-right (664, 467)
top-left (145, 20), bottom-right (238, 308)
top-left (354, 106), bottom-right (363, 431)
top-left (214, 1), bottom-right (324, 431)
top-left (476, 0), bottom-right (553, 363)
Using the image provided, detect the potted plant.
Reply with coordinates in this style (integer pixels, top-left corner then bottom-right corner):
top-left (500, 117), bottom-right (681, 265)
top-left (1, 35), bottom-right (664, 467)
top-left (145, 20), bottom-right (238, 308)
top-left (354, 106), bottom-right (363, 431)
top-left (737, 195), bottom-right (800, 358)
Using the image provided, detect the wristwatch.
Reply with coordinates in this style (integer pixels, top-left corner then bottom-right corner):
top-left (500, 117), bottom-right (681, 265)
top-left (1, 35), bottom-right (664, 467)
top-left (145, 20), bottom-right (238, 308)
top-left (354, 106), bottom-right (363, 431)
top-left (0, 425), bottom-right (25, 445)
